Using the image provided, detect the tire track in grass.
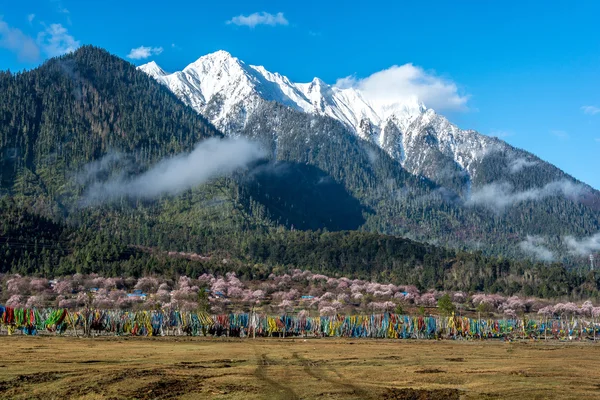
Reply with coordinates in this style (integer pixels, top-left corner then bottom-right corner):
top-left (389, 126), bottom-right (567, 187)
top-left (252, 349), bottom-right (299, 400)
top-left (292, 352), bottom-right (372, 399)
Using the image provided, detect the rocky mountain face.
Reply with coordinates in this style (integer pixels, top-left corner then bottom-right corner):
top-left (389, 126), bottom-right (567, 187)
top-left (138, 51), bottom-right (536, 195)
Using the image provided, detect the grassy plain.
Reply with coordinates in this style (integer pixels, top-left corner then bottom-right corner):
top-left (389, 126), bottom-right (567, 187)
top-left (0, 336), bottom-right (598, 399)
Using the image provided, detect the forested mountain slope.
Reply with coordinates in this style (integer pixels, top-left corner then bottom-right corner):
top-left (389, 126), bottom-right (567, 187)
top-left (0, 46), bottom-right (598, 271)
top-left (141, 51), bottom-right (600, 264)
top-left (1, 198), bottom-right (597, 300)
top-left (0, 46), bottom-right (221, 212)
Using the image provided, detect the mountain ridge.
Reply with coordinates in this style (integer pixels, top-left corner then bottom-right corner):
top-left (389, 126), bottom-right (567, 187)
top-left (138, 52), bottom-right (592, 198)
top-left (138, 50), bottom-right (600, 263)
top-left (1, 46), bottom-right (598, 266)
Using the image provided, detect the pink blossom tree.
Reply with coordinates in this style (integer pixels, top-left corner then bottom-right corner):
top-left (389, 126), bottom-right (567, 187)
top-left (319, 306), bottom-right (337, 316)
top-left (134, 277), bottom-right (160, 293)
top-left (116, 297), bottom-right (134, 310)
top-left (198, 273), bottom-right (215, 285)
top-left (58, 298), bottom-right (76, 309)
top-left (53, 280), bottom-right (74, 296)
top-left (320, 292), bottom-right (335, 301)
top-left (331, 300), bottom-right (343, 310)
top-left (227, 286), bottom-right (244, 298)
top-left (368, 301), bottom-right (396, 312)
top-left (252, 290), bottom-right (265, 300)
top-left (337, 293), bottom-right (350, 303)
top-left (76, 292), bottom-right (90, 307)
top-left (350, 283), bottom-right (364, 293)
top-left (278, 300), bottom-right (294, 313)
top-left (109, 290), bottom-right (128, 302)
top-left (581, 300), bottom-right (594, 316)
top-left (6, 294), bottom-right (23, 307)
top-left (538, 306), bottom-right (555, 317)
top-left (226, 272), bottom-right (243, 287)
top-left (93, 293), bottom-right (116, 309)
top-left (451, 292), bottom-right (467, 303)
top-left (211, 278), bottom-right (228, 294)
top-left (103, 277), bottom-right (123, 289)
top-left (416, 293), bottom-right (437, 307)
top-left (155, 289), bottom-right (171, 303)
top-left (7, 276), bottom-right (29, 295)
top-left (282, 289), bottom-right (299, 301)
top-left (25, 295), bottom-right (45, 308)
top-left (89, 277), bottom-right (107, 289)
top-left (29, 278), bottom-right (49, 293)
top-left (310, 274), bottom-right (328, 282)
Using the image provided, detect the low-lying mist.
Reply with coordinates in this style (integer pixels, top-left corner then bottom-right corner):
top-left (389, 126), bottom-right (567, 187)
top-left (79, 137), bottom-right (266, 206)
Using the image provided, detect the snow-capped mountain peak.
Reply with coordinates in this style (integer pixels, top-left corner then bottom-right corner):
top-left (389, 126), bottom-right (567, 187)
top-left (138, 51), bottom-right (504, 187)
top-left (183, 50), bottom-right (245, 76)
top-left (138, 61), bottom-right (167, 77)
top-left (137, 51), bottom-right (426, 137)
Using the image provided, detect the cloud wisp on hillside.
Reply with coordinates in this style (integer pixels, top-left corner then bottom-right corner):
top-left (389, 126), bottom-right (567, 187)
top-left (508, 157), bottom-right (538, 174)
top-left (565, 233), bottom-right (600, 256)
top-left (519, 235), bottom-right (555, 262)
top-left (80, 137), bottom-right (266, 206)
top-left (467, 180), bottom-right (587, 212)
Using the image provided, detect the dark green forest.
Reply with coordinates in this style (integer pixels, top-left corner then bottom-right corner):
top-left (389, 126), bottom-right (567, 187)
top-left (2, 198), bottom-right (598, 300)
top-left (1, 46), bottom-right (599, 300)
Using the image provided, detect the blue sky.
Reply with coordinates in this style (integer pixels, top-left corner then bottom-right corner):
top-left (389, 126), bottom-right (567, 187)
top-left (1, 1), bottom-right (599, 188)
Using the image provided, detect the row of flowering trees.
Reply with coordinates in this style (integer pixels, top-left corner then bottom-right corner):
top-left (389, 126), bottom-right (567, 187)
top-left (1, 271), bottom-right (600, 317)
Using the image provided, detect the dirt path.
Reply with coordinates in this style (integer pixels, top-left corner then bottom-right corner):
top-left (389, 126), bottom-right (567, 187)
top-left (292, 351), bottom-right (372, 399)
top-left (253, 352), bottom-right (299, 400)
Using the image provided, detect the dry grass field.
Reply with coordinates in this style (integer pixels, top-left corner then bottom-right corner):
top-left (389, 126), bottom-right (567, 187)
top-left (0, 337), bottom-right (599, 399)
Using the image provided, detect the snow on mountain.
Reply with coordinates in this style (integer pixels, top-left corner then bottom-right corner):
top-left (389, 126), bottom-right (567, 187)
top-left (138, 61), bottom-right (167, 77)
top-left (139, 51), bottom-right (389, 134)
top-left (138, 51), bottom-right (504, 185)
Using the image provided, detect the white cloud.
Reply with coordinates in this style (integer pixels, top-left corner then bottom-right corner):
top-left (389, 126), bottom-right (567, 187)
top-left (564, 233), bottom-right (600, 256)
top-left (508, 157), bottom-right (537, 174)
top-left (335, 64), bottom-right (469, 112)
top-left (582, 105), bottom-right (600, 115)
top-left (37, 23), bottom-right (80, 57)
top-left (1, 19), bottom-right (80, 61)
top-left (0, 18), bottom-right (40, 62)
top-left (81, 137), bottom-right (266, 205)
top-left (127, 45), bottom-right (163, 60)
top-left (227, 12), bottom-right (288, 28)
top-left (519, 235), bottom-right (555, 262)
top-left (467, 180), bottom-right (587, 212)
